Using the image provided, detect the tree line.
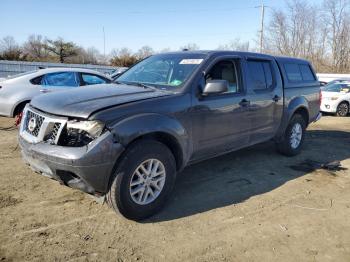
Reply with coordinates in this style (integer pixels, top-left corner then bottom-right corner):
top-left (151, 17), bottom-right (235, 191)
top-left (1, 0), bottom-right (349, 73)
top-left (265, 0), bottom-right (350, 73)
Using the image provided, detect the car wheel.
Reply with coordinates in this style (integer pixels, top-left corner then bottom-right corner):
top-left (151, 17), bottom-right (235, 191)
top-left (336, 102), bottom-right (349, 117)
top-left (107, 139), bottom-right (176, 220)
top-left (277, 114), bottom-right (306, 156)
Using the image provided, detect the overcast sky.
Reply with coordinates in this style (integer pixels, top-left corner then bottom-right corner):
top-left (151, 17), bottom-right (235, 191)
top-left (1, 0), bottom-right (323, 53)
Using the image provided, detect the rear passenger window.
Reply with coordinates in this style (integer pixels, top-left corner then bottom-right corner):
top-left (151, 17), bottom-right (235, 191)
top-left (299, 65), bottom-right (315, 81)
top-left (284, 63), bottom-right (316, 82)
top-left (284, 64), bottom-right (302, 81)
top-left (30, 75), bottom-right (43, 85)
top-left (247, 60), bottom-right (274, 90)
top-left (42, 72), bottom-right (79, 87)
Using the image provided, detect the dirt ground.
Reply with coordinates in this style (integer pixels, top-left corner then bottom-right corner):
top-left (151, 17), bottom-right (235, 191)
top-left (0, 116), bottom-right (350, 262)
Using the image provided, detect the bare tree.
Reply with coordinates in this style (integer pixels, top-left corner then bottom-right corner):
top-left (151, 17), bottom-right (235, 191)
top-left (45, 37), bottom-right (79, 63)
top-left (136, 46), bottom-right (154, 59)
top-left (0, 36), bottom-right (23, 60)
top-left (23, 35), bottom-right (50, 61)
top-left (180, 43), bottom-right (200, 51)
top-left (110, 48), bottom-right (138, 67)
top-left (217, 38), bottom-right (250, 51)
top-left (266, 0), bottom-right (318, 57)
top-left (323, 0), bottom-right (350, 73)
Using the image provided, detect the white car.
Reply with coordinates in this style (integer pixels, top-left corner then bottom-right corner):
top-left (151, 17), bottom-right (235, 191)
top-left (321, 80), bottom-right (350, 117)
top-left (0, 68), bottom-right (112, 117)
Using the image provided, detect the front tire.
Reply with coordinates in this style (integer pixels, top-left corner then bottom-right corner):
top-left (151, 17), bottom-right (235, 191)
top-left (336, 102), bottom-right (349, 117)
top-left (107, 139), bottom-right (176, 220)
top-left (277, 114), bottom-right (306, 156)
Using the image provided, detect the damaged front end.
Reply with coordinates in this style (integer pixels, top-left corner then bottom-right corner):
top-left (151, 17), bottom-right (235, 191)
top-left (18, 105), bottom-right (124, 196)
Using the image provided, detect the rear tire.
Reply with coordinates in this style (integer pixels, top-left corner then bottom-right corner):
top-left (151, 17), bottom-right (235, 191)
top-left (107, 139), bottom-right (176, 220)
top-left (276, 114), bottom-right (306, 156)
top-left (336, 102), bottom-right (349, 117)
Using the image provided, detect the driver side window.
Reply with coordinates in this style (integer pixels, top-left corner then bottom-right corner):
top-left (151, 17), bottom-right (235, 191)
top-left (205, 60), bottom-right (240, 94)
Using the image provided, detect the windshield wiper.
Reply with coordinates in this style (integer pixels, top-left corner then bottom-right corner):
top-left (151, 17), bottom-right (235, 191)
top-left (118, 81), bottom-right (156, 90)
top-left (133, 82), bottom-right (156, 89)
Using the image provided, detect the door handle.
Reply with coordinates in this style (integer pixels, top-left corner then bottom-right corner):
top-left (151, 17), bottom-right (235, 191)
top-left (272, 95), bottom-right (281, 102)
top-left (40, 89), bottom-right (50, 93)
top-left (239, 99), bottom-right (250, 107)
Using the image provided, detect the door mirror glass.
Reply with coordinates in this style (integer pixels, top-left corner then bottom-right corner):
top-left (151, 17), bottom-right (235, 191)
top-left (203, 80), bottom-right (228, 95)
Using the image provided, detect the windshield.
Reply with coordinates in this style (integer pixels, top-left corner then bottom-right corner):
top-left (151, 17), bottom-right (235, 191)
top-left (322, 82), bottom-right (350, 93)
top-left (117, 53), bottom-right (207, 89)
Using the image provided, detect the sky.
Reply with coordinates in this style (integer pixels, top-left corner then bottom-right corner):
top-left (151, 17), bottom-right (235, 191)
top-left (1, 0), bottom-right (323, 54)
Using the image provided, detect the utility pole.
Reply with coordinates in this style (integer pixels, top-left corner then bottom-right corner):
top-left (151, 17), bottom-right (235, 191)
top-left (259, 3), bottom-right (265, 53)
top-left (103, 26), bottom-right (106, 61)
top-left (256, 1), bottom-right (266, 53)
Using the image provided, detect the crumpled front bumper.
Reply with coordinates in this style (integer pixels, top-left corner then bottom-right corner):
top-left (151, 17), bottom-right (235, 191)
top-left (19, 131), bottom-right (124, 195)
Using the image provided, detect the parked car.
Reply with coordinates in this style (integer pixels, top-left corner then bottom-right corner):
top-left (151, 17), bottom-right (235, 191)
top-left (0, 68), bottom-right (112, 117)
top-left (320, 79), bottom-right (350, 116)
top-left (18, 51), bottom-right (321, 220)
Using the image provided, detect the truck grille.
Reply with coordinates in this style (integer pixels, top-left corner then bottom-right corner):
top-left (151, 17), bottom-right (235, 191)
top-left (24, 110), bottom-right (45, 137)
top-left (47, 122), bottom-right (62, 142)
top-left (20, 106), bottom-right (67, 144)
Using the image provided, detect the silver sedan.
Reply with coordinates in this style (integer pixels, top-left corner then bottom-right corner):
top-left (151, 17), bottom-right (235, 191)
top-left (0, 68), bottom-right (112, 117)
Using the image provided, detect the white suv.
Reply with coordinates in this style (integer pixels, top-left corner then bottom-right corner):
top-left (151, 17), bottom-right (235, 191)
top-left (321, 80), bottom-right (350, 117)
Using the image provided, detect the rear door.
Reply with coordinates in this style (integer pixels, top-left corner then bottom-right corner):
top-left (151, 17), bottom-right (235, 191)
top-left (39, 71), bottom-right (80, 93)
top-left (245, 58), bottom-right (284, 143)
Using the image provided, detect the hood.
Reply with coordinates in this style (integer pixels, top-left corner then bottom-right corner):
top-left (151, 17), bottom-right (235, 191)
top-left (30, 83), bottom-right (171, 118)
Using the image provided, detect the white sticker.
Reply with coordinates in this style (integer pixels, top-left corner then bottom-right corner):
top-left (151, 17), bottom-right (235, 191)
top-left (179, 59), bottom-right (203, 65)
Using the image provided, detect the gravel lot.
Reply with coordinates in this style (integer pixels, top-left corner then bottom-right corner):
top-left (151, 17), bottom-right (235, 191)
top-left (0, 116), bottom-right (350, 261)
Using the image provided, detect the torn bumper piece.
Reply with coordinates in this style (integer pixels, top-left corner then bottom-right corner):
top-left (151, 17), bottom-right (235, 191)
top-left (18, 131), bottom-right (124, 195)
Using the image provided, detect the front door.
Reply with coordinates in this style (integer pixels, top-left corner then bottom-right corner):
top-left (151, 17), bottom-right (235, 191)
top-left (191, 58), bottom-right (251, 161)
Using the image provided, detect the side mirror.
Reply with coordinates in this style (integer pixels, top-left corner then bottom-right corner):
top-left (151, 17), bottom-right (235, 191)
top-left (202, 80), bottom-right (228, 95)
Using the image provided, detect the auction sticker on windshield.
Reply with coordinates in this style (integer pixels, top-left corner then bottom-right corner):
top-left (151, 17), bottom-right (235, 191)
top-left (179, 59), bottom-right (203, 64)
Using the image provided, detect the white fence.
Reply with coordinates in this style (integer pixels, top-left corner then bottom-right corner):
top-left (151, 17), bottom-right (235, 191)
top-left (0, 60), bottom-right (120, 78)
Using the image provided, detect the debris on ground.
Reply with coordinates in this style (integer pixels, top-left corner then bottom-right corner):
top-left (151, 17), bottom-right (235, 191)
top-left (289, 159), bottom-right (347, 173)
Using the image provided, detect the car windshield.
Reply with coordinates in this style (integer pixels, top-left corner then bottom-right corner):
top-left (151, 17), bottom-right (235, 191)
top-left (322, 82), bottom-right (350, 93)
top-left (116, 53), bottom-right (207, 90)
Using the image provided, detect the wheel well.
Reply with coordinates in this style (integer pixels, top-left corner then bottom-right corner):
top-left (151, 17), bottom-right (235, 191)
top-left (134, 132), bottom-right (184, 171)
top-left (293, 107), bottom-right (309, 126)
top-left (338, 100), bottom-right (349, 107)
top-left (13, 100), bottom-right (30, 117)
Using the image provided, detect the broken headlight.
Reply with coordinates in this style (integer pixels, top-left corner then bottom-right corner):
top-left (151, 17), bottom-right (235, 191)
top-left (59, 120), bottom-right (105, 147)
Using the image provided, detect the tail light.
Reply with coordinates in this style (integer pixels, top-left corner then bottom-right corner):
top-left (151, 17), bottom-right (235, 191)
top-left (319, 89), bottom-right (322, 106)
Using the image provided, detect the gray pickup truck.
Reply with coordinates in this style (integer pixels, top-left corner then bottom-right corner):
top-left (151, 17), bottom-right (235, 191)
top-left (18, 51), bottom-right (321, 220)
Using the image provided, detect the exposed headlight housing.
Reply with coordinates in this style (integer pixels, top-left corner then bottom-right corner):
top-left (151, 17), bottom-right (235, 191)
top-left (59, 120), bottom-right (105, 147)
top-left (67, 120), bottom-right (105, 138)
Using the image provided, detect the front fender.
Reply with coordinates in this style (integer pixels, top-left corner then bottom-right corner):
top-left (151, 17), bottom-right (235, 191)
top-left (109, 113), bottom-right (189, 165)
